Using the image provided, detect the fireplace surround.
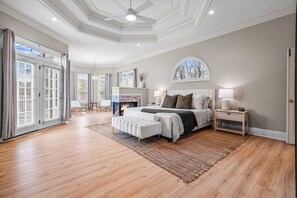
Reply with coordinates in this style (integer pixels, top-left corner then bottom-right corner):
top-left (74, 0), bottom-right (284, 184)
top-left (113, 102), bottom-right (137, 116)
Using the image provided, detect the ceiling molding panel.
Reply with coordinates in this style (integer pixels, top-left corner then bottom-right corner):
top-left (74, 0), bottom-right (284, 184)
top-left (193, 0), bottom-right (213, 27)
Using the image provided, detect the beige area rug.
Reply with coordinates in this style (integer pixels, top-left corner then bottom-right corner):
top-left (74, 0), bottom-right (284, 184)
top-left (87, 123), bottom-right (248, 183)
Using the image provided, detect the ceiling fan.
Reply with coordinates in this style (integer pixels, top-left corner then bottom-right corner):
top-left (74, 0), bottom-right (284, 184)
top-left (104, 0), bottom-right (156, 24)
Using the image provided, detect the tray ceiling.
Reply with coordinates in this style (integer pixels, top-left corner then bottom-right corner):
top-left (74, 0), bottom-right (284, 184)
top-left (0, 0), bottom-right (295, 67)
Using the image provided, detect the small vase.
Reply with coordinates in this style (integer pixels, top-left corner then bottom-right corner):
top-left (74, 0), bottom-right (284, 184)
top-left (139, 81), bottom-right (145, 88)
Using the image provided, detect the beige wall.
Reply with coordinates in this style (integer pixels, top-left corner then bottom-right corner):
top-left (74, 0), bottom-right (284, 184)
top-left (0, 11), bottom-right (68, 53)
top-left (116, 14), bottom-right (296, 132)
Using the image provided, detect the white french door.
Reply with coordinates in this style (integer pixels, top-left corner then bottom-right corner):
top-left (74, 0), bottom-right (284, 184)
top-left (41, 65), bottom-right (62, 128)
top-left (16, 56), bottom-right (63, 136)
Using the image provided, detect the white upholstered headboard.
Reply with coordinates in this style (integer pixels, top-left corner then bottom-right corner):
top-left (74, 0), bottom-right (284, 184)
top-left (166, 89), bottom-right (215, 110)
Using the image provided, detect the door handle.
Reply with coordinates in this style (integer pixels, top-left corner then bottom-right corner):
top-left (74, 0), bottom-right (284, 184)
top-left (289, 99), bottom-right (295, 103)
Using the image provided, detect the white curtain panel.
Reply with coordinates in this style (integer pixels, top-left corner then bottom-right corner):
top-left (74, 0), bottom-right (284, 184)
top-left (62, 54), bottom-right (71, 122)
top-left (1, 29), bottom-right (17, 140)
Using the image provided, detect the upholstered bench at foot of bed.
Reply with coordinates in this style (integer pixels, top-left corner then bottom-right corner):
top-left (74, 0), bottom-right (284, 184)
top-left (112, 116), bottom-right (162, 144)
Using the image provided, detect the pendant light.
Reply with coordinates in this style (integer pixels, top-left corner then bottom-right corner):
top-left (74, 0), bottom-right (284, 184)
top-left (91, 58), bottom-right (99, 80)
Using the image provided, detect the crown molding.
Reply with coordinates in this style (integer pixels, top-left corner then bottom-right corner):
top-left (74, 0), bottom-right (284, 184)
top-left (0, 5), bottom-right (71, 45)
top-left (72, 62), bottom-right (118, 68)
top-left (39, 0), bottom-right (157, 43)
top-left (180, 0), bottom-right (190, 17)
top-left (158, 20), bottom-right (193, 38)
top-left (70, 0), bottom-right (154, 32)
top-left (115, 8), bottom-right (295, 67)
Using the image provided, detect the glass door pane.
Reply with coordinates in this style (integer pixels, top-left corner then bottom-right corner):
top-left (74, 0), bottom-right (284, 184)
top-left (43, 67), bottom-right (61, 123)
top-left (16, 61), bottom-right (33, 126)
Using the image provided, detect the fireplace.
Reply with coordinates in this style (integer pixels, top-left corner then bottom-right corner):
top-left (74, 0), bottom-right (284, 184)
top-left (113, 102), bottom-right (137, 116)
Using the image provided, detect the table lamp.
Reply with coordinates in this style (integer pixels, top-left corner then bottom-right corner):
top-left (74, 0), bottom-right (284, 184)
top-left (154, 90), bottom-right (163, 105)
top-left (218, 89), bottom-right (234, 110)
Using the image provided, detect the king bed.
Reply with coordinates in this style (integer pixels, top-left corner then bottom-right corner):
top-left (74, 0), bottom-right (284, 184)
top-left (123, 89), bottom-right (215, 142)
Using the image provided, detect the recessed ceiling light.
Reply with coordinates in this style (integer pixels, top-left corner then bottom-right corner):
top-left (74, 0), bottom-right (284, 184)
top-left (137, 43), bottom-right (141, 46)
top-left (208, 10), bottom-right (215, 15)
top-left (51, 17), bottom-right (58, 21)
top-left (126, 13), bottom-right (137, 22)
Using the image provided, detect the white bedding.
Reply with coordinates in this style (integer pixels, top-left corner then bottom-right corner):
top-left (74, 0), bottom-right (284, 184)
top-left (123, 106), bottom-right (213, 142)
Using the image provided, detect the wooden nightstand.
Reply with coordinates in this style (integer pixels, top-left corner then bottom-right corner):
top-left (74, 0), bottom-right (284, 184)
top-left (214, 109), bottom-right (249, 136)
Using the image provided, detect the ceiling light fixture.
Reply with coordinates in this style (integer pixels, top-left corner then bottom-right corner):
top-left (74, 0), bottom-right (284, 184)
top-left (51, 17), bottom-right (58, 21)
top-left (91, 58), bottom-right (99, 81)
top-left (126, 13), bottom-right (137, 21)
top-left (208, 10), bottom-right (215, 15)
top-left (137, 43), bottom-right (141, 46)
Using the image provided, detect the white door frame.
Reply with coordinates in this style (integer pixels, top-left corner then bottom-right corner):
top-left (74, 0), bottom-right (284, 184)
top-left (286, 48), bottom-right (295, 144)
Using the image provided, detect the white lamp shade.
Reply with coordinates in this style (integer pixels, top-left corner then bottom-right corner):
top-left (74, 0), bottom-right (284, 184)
top-left (154, 90), bottom-right (163, 97)
top-left (218, 89), bottom-right (234, 99)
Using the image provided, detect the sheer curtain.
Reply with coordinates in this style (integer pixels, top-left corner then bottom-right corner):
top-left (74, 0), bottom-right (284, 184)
top-left (1, 29), bottom-right (17, 140)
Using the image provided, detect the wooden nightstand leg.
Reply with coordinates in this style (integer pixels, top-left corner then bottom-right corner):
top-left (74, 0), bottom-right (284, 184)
top-left (138, 136), bottom-right (140, 144)
top-left (242, 120), bottom-right (245, 136)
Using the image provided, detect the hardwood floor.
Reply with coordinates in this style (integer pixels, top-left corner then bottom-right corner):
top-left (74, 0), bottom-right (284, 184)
top-left (0, 112), bottom-right (295, 198)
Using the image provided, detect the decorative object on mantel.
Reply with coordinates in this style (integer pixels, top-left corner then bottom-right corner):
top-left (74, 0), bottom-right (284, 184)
top-left (138, 72), bottom-right (145, 88)
top-left (91, 58), bottom-right (99, 80)
top-left (218, 88), bottom-right (234, 110)
top-left (172, 57), bottom-right (210, 83)
top-left (154, 90), bottom-right (163, 105)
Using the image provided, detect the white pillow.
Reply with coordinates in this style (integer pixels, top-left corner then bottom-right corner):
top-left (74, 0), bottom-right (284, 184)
top-left (202, 96), bottom-right (211, 109)
top-left (137, 111), bottom-right (159, 122)
top-left (191, 95), bottom-right (204, 109)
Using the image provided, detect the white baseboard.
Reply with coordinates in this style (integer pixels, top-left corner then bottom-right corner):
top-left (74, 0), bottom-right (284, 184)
top-left (223, 123), bottom-right (286, 141)
top-left (248, 127), bottom-right (286, 141)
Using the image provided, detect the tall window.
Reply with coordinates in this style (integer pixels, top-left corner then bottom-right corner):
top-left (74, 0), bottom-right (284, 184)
top-left (16, 61), bottom-right (33, 127)
top-left (77, 74), bottom-right (88, 103)
top-left (98, 74), bottom-right (106, 101)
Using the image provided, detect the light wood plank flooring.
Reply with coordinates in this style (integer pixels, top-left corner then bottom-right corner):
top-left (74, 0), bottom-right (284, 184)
top-left (0, 112), bottom-right (295, 198)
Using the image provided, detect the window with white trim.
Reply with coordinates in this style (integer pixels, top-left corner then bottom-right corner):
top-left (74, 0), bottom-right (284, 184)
top-left (172, 57), bottom-right (210, 83)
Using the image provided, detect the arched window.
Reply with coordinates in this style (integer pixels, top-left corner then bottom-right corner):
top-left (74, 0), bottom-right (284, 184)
top-left (172, 57), bottom-right (210, 83)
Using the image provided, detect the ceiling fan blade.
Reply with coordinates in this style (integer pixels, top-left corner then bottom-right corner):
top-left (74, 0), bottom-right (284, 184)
top-left (104, 15), bottom-right (125, 21)
top-left (136, 15), bottom-right (156, 24)
top-left (109, 0), bottom-right (128, 13)
top-left (134, 0), bottom-right (153, 13)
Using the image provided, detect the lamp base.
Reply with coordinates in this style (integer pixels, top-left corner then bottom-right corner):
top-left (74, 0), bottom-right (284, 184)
top-left (155, 97), bottom-right (162, 105)
top-left (221, 99), bottom-right (230, 110)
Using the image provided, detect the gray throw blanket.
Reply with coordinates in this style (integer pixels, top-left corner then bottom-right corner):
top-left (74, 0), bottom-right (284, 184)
top-left (141, 108), bottom-right (197, 134)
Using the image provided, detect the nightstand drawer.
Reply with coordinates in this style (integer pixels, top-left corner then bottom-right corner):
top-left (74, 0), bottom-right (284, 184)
top-left (216, 111), bottom-right (242, 122)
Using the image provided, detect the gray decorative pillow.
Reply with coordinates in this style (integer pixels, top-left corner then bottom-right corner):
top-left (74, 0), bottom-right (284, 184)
top-left (161, 95), bottom-right (178, 108)
top-left (175, 93), bottom-right (193, 109)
